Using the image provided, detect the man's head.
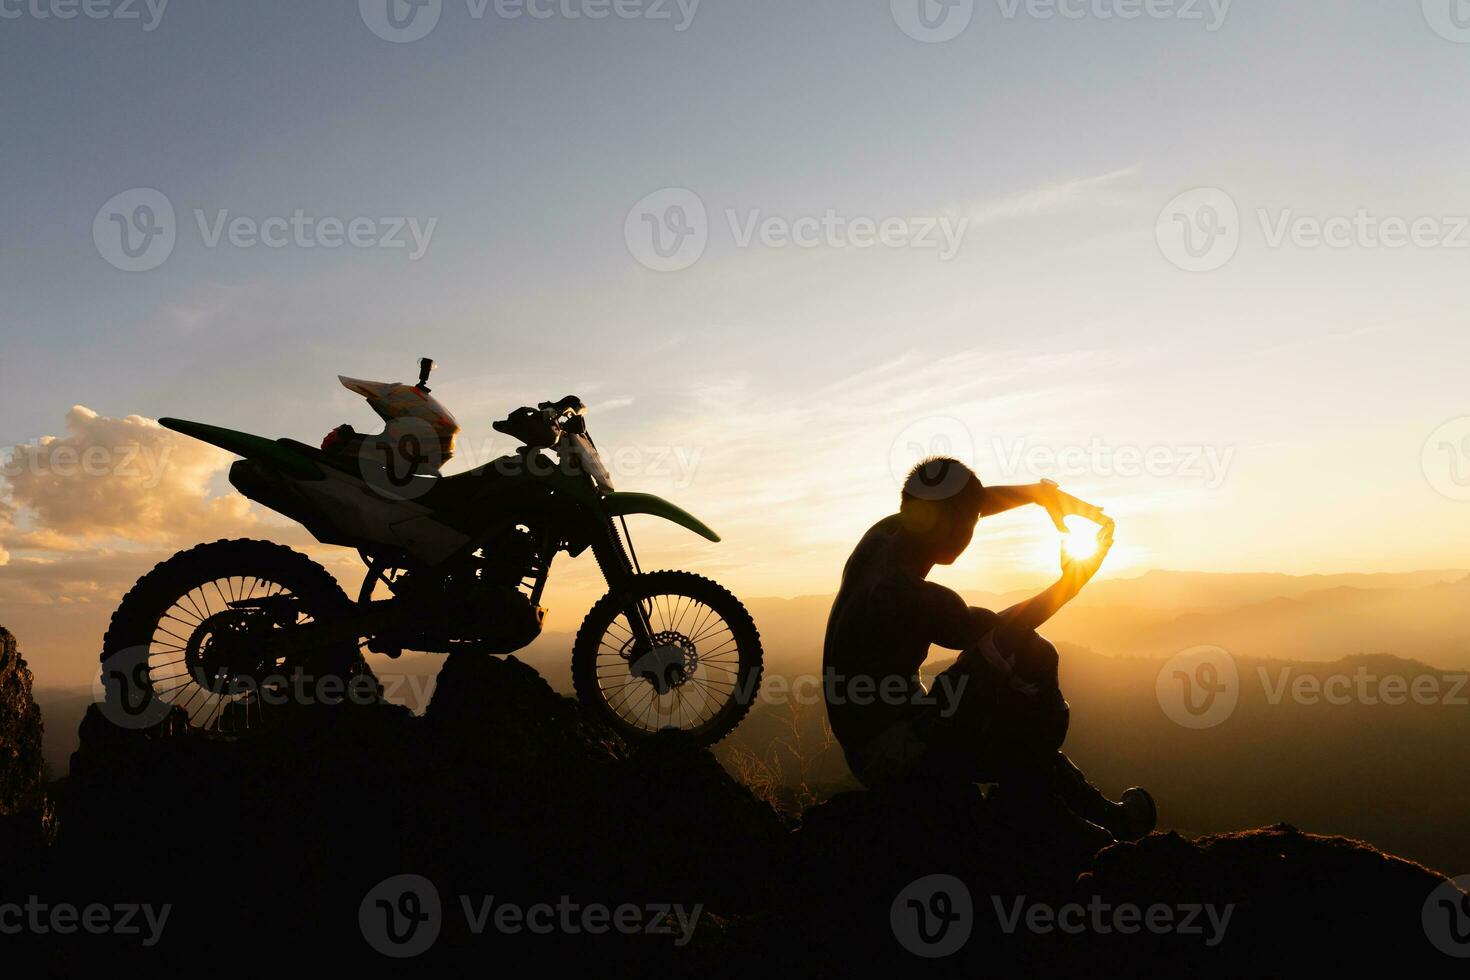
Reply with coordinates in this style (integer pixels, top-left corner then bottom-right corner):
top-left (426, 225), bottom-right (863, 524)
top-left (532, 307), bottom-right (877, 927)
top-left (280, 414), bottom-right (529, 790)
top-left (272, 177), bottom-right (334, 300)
top-left (899, 456), bottom-right (986, 564)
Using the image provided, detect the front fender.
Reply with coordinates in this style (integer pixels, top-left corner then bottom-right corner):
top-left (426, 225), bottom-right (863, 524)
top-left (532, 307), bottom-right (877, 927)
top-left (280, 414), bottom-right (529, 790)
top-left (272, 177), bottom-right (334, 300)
top-left (601, 492), bottom-right (720, 543)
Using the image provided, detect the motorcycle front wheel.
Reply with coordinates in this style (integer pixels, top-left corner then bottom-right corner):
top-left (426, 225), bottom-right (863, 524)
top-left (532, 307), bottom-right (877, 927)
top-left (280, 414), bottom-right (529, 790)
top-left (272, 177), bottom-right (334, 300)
top-left (571, 570), bottom-right (763, 745)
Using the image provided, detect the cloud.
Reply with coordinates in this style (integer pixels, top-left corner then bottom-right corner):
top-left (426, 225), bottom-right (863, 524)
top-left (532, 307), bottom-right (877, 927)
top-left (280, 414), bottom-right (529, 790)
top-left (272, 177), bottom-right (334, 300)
top-left (966, 165), bottom-right (1143, 226)
top-left (0, 498), bottom-right (12, 566)
top-left (1, 406), bottom-right (255, 549)
top-left (626, 347), bottom-right (1116, 551)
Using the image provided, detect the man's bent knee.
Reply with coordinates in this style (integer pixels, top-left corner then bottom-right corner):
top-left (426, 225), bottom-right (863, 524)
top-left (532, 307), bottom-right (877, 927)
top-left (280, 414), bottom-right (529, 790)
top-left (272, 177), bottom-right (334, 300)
top-left (996, 628), bottom-right (1059, 686)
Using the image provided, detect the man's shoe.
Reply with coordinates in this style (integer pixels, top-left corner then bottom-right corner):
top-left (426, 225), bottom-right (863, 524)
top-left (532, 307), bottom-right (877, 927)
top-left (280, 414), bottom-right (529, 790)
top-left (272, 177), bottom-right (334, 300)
top-left (1114, 787), bottom-right (1157, 841)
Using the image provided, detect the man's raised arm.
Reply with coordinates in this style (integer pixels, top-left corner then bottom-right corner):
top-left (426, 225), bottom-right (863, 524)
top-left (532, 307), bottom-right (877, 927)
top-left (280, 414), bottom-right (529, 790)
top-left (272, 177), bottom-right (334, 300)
top-left (995, 521), bottom-right (1115, 637)
top-left (981, 480), bottom-right (1109, 532)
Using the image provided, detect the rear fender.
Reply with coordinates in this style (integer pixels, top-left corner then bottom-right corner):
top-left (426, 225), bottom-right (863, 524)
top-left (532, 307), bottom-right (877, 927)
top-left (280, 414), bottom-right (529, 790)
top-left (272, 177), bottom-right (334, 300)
top-left (159, 418), bottom-right (323, 480)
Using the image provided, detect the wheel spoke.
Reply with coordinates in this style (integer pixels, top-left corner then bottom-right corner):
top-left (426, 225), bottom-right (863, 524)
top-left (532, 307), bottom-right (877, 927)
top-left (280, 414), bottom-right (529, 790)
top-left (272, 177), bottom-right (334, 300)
top-left (586, 587), bottom-right (756, 736)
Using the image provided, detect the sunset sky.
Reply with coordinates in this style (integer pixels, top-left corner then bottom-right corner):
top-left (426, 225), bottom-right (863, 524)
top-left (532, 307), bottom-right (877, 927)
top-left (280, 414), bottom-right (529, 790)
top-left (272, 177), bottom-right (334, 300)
top-left (3, 0), bottom-right (1470, 687)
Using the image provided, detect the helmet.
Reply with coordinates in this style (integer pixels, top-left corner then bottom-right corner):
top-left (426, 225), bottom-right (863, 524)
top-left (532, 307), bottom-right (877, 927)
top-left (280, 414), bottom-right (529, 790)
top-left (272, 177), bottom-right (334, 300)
top-left (337, 374), bottom-right (461, 465)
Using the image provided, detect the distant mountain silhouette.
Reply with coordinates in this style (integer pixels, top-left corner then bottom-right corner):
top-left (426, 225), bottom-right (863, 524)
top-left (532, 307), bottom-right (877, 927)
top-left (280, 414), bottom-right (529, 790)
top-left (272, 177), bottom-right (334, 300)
top-left (1042, 572), bottom-right (1470, 666)
top-left (4, 622), bottom-right (1465, 972)
top-left (739, 569), bottom-right (1470, 673)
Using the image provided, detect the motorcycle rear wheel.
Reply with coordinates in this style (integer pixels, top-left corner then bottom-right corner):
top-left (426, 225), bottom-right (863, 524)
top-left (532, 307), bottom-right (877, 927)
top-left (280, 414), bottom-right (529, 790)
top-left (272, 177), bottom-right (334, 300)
top-left (100, 538), bottom-right (369, 735)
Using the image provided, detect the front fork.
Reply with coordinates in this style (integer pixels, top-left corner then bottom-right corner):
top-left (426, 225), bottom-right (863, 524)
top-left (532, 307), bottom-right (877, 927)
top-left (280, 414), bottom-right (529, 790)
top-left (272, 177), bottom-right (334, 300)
top-left (595, 523), bottom-right (686, 695)
top-left (592, 518), bottom-right (657, 654)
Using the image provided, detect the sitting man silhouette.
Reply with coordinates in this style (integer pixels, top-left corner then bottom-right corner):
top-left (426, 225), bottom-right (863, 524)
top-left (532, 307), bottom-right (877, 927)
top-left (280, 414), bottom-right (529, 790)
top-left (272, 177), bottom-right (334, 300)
top-left (823, 456), bottom-right (1156, 849)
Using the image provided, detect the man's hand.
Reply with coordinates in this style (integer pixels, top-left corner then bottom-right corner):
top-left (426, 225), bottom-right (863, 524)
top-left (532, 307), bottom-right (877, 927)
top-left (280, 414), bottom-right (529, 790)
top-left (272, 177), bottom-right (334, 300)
top-left (1059, 519), bottom-right (1114, 588)
top-left (1037, 480), bottom-right (1109, 533)
top-left (994, 516), bottom-right (1115, 636)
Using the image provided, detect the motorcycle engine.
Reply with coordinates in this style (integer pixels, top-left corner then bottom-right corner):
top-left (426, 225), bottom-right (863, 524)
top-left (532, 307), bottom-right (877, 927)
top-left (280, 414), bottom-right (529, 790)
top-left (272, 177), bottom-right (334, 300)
top-left (384, 526), bottom-right (546, 655)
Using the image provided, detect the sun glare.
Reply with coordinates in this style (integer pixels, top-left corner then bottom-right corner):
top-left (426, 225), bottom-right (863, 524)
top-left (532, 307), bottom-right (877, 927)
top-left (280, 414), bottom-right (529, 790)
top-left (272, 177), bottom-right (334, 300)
top-left (1061, 527), bottom-right (1101, 561)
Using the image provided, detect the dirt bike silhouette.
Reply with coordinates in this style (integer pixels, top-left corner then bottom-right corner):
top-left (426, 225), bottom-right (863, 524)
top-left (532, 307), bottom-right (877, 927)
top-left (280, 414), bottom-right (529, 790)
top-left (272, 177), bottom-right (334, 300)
top-left (101, 359), bottom-right (762, 744)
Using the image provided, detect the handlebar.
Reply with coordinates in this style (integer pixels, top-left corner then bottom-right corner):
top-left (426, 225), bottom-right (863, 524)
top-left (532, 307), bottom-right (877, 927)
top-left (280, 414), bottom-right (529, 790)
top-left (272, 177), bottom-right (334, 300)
top-left (537, 395), bottom-right (585, 417)
top-left (492, 396), bottom-right (588, 449)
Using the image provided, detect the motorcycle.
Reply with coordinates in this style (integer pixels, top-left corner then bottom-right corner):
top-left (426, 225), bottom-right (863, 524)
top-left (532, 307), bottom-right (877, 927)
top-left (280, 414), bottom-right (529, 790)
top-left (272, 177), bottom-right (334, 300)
top-left (100, 359), bottom-right (763, 745)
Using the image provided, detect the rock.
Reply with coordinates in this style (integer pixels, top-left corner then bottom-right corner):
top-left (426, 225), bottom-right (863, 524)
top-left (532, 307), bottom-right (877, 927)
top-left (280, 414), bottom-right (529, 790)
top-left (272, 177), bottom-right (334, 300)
top-left (10, 637), bottom-right (1461, 974)
top-left (47, 651), bottom-right (792, 970)
top-left (0, 626), bottom-right (53, 889)
top-left (784, 793), bottom-right (1462, 974)
top-left (1078, 825), bottom-right (1454, 969)
top-left (0, 626), bottom-right (44, 814)
top-left (424, 652), bottom-right (625, 768)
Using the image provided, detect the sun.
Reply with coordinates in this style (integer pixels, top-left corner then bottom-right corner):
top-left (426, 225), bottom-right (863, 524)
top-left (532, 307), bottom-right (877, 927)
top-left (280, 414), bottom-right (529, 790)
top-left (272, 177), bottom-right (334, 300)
top-left (1060, 523), bottom-right (1101, 561)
